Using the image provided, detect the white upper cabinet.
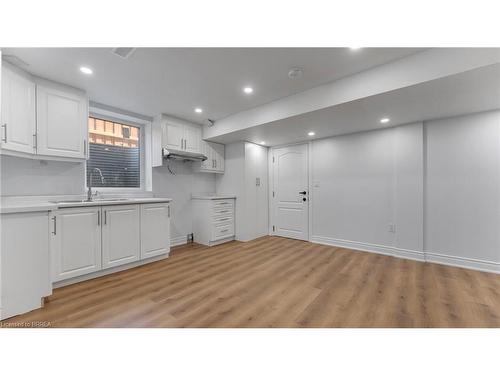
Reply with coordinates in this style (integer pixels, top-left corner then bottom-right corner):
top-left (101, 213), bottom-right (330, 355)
top-left (212, 142), bottom-right (225, 172)
top-left (195, 141), bottom-right (225, 173)
top-left (163, 121), bottom-right (184, 151)
top-left (0, 63), bottom-right (36, 154)
top-left (158, 115), bottom-right (201, 153)
top-left (36, 80), bottom-right (88, 159)
top-left (0, 62), bottom-right (88, 161)
top-left (183, 124), bottom-right (201, 153)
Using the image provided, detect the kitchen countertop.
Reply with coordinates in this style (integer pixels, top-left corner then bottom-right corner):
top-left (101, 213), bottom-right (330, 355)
top-left (191, 194), bottom-right (236, 200)
top-left (0, 197), bottom-right (172, 214)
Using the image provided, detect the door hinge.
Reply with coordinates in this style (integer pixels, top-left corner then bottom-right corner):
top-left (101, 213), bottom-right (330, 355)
top-left (272, 225), bottom-right (275, 232)
top-left (272, 156), bottom-right (275, 163)
top-left (272, 191), bottom-right (275, 198)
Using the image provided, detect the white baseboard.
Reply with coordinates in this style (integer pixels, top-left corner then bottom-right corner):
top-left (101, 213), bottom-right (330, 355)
top-left (312, 235), bottom-right (397, 258)
top-left (393, 247), bottom-right (426, 262)
top-left (425, 252), bottom-right (500, 274)
top-left (311, 235), bottom-right (499, 274)
top-left (171, 235), bottom-right (188, 247)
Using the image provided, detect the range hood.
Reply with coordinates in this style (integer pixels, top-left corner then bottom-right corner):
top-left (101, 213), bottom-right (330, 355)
top-left (162, 148), bottom-right (207, 162)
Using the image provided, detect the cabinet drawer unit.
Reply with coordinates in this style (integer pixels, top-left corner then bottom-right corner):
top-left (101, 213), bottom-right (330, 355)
top-left (192, 197), bottom-right (236, 246)
top-left (213, 221), bottom-right (235, 240)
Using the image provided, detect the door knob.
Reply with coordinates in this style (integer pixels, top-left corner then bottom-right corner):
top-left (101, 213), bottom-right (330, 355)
top-left (299, 191), bottom-right (307, 195)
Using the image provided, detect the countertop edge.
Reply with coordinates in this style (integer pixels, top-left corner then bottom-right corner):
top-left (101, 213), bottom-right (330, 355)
top-left (191, 195), bottom-right (236, 200)
top-left (1, 198), bottom-right (173, 214)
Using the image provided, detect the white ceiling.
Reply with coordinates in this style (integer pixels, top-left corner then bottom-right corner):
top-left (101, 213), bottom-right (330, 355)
top-left (207, 63), bottom-right (500, 146)
top-left (1, 47), bottom-right (422, 123)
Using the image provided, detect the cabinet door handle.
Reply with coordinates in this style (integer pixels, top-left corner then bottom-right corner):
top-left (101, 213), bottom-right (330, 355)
top-left (97, 211), bottom-right (101, 226)
top-left (104, 210), bottom-right (107, 225)
top-left (184, 139), bottom-right (187, 149)
top-left (52, 216), bottom-right (57, 235)
top-left (168, 205), bottom-right (170, 218)
top-left (84, 140), bottom-right (87, 155)
top-left (33, 133), bottom-right (37, 149)
top-left (215, 159), bottom-right (217, 169)
top-left (2, 123), bottom-right (7, 143)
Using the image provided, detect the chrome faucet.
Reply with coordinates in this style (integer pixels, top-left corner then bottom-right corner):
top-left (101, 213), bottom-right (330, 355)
top-left (87, 168), bottom-right (104, 201)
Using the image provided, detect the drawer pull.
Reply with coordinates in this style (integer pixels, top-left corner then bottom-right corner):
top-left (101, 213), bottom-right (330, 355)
top-left (220, 229), bottom-right (229, 233)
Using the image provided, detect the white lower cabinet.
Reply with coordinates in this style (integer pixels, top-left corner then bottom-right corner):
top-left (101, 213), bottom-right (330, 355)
top-left (102, 205), bottom-right (140, 269)
top-left (192, 198), bottom-right (235, 246)
top-left (1, 211), bottom-right (52, 320)
top-left (50, 202), bottom-right (170, 283)
top-left (50, 207), bottom-right (102, 282)
top-left (140, 203), bottom-right (171, 259)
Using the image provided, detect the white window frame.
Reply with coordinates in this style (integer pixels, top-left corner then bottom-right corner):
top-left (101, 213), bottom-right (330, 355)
top-left (87, 106), bottom-right (153, 194)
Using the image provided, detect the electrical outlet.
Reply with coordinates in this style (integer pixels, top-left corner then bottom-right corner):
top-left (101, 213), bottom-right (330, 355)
top-left (187, 233), bottom-right (194, 242)
top-left (388, 223), bottom-right (396, 233)
top-left (256, 177), bottom-right (261, 186)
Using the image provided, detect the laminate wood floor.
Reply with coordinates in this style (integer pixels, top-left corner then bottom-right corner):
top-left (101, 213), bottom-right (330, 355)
top-left (2, 236), bottom-right (500, 328)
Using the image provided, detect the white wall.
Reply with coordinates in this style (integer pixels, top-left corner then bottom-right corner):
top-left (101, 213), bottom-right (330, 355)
top-left (393, 124), bottom-right (424, 255)
top-left (310, 123), bottom-right (424, 260)
top-left (309, 110), bottom-right (500, 272)
top-left (152, 161), bottom-right (216, 244)
top-left (0, 156), bottom-right (85, 196)
top-left (311, 127), bottom-right (395, 247)
top-left (425, 111), bottom-right (500, 270)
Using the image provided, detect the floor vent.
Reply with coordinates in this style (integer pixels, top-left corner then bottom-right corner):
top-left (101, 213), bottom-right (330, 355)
top-left (111, 48), bottom-right (136, 59)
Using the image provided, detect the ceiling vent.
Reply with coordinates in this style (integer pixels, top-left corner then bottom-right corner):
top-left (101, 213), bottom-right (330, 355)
top-left (111, 48), bottom-right (136, 59)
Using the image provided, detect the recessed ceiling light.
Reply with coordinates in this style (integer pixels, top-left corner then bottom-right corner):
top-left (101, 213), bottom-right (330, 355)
top-left (243, 87), bottom-right (254, 94)
top-left (79, 66), bottom-right (93, 75)
top-left (349, 47), bottom-right (361, 51)
top-left (308, 132), bottom-right (315, 136)
top-left (194, 108), bottom-right (203, 113)
top-left (260, 141), bottom-right (266, 145)
top-left (380, 117), bottom-right (390, 124)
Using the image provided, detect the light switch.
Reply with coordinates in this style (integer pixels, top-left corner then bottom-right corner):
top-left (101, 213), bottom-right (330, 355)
top-left (256, 177), bottom-right (261, 186)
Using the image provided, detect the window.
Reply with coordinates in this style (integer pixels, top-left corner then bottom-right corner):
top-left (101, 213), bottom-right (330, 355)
top-left (86, 116), bottom-right (141, 188)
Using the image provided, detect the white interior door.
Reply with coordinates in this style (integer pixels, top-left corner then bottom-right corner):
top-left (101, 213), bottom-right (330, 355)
top-left (272, 143), bottom-right (309, 240)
